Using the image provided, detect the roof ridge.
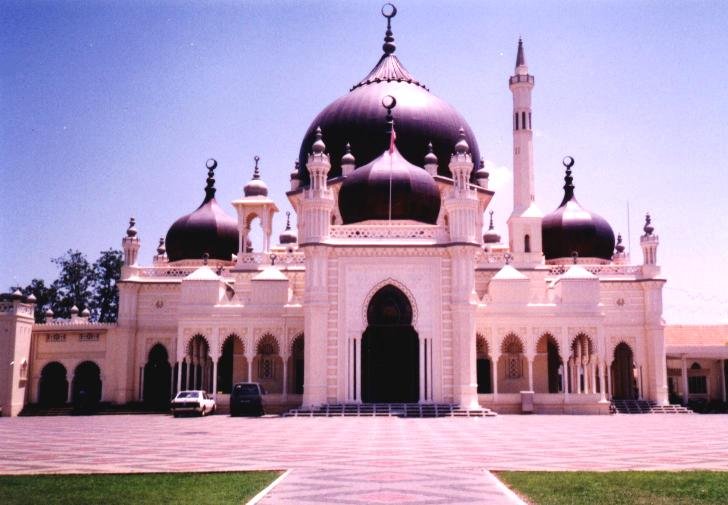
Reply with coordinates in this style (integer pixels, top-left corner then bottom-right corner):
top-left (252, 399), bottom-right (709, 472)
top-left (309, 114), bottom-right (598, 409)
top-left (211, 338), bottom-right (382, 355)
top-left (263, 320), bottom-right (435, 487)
top-left (350, 54), bottom-right (428, 91)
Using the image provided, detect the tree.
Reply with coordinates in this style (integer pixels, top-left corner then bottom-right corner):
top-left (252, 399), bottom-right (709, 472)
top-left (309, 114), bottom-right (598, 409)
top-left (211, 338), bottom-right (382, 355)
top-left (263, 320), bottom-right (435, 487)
top-left (90, 249), bottom-right (122, 323)
top-left (50, 250), bottom-right (94, 319)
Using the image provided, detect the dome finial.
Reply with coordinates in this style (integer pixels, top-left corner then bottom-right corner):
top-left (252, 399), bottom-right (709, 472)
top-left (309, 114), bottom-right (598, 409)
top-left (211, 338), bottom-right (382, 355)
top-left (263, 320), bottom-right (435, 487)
top-left (157, 237), bottom-right (166, 255)
top-left (285, 211), bottom-right (291, 230)
top-left (615, 233), bottom-right (625, 253)
top-left (562, 155), bottom-right (575, 201)
top-left (382, 95), bottom-right (397, 152)
top-left (126, 217), bottom-right (137, 238)
top-left (253, 155), bottom-right (261, 179)
top-left (488, 210), bottom-right (495, 230)
top-left (312, 126), bottom-right (326, 154)
top-left (341, 142), bottom-right (356, 171)
top-left (454, 127), bottom-right (469, 154)
top-left (643, 212), bottom-right (654, 236)
top-left (204, 158), bottom-right (218, 200)
top-left (381, 3), bottom-right (397, 55)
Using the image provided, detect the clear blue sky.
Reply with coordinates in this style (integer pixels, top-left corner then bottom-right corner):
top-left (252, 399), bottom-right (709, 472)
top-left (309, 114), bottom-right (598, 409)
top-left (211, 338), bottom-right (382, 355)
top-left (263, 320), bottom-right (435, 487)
top-left (1, 0), bottom-right (727, 324)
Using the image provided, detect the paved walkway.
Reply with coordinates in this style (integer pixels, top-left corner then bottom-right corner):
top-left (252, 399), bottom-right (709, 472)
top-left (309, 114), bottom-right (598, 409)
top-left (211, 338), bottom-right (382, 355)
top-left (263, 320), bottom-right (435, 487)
top-left (1, 414), bottom-right (727, 503)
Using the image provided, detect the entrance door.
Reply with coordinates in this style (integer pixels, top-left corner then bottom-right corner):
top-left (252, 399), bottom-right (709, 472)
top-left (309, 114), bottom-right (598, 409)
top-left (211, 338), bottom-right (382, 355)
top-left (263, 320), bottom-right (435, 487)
top-left (39, 362), bottom-right (68, 406)
top-left (612, 343), bottom-right (636, 400)
top-left (361, 285), bottom-right (419, 403)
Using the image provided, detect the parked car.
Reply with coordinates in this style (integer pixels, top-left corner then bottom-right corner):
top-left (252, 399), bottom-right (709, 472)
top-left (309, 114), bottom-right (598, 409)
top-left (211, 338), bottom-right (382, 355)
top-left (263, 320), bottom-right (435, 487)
top-left (230, 382), bottom-right (266, 416)
top-left (171, 390), bottom-right (216, 417)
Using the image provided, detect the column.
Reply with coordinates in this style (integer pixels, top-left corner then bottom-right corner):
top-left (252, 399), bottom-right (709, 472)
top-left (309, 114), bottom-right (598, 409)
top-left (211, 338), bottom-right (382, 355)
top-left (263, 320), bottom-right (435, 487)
top-left (355, 338), bottom-right (362, 403)
top-left (721, 359), bottom-right (727, 403)
top-left (591, 358), bottom-right (597, 394)
top-left (185, 357), bottom-right (191, 390)
top-left (171, 363), bottom-right (177, 395)
top-left (177, 358), bottom-right (183, 393)
top-left (599, 361), bottom-right (607, 402)
top-left (638, 366), bottom-right (644, 400)
top-left (247, 354), bottom-right (253, 383)
top-left (419, 337), bottom-right (426, 402)
top-left (211, 359), bottom-right (218, 397)
top-left (139, 366), bottom-right (144, 401)
top-left (681, 355), bottom-right (688, 405)
top-left (527, 356), bottom-right (534, 391)
top-left (282, 355), bottom-right (289, 402)
top-left (607, 361), bottom-right (613, 399)
top-left (492, 353), bottom-right (500, 401)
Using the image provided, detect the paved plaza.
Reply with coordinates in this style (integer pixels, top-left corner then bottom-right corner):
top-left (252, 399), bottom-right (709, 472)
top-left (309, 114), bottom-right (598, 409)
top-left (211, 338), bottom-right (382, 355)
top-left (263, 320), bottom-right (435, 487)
top-left (1, 414), bottom-right (727, 503)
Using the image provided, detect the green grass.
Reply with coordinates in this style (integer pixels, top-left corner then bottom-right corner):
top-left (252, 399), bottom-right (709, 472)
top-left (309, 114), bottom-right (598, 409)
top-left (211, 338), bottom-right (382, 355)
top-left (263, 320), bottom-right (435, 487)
top-left (498, 471), bottom-right (728, 505)
top-left (0, 471), bottom-right (281, 505)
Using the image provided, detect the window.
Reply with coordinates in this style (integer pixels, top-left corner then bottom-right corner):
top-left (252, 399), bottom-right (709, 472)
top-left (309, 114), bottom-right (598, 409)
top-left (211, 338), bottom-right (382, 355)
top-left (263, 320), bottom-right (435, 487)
top-left (528, 112), bottom-right (532, 130)
top-left (521, 111), bottom-right (526, 131)
top-left (524, 234), bottom-right (531, 253)
top-left (514, 112), bottom-right (518, 130)
top-left (688, 376), bottom-right (707, 395)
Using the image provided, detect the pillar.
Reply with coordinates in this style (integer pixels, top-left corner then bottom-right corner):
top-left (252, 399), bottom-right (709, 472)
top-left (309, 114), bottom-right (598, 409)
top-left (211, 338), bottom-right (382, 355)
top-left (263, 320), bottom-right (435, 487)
top-left (591, 357), bottom-right (597, 394)
top-left (282, 353), bottom-right (289, 401)
top-left (599, 361), bottom-right (607, 403)
top-left (721, 359), bottom-right (727, 403)
top-left (607, 361), bottom-right (613, 399)
top-left (681, 356), bottom-right (689, 405)
top-left (419, 337), bottom-right (426, 402)
top-left (185, 357), bottom-right (191, 390)
top-left (527, 356), bottom-right (534, 391)
top-left (355, 337), bottom-right (362, 403)
top-left (211, 359), bottom-right (218, 397)
top-left (171, 363), bottom-right (177, 395)
top-left (139, 366), bottom-right (145, 401)
top-left (492, 353), bottom-right (500, 401)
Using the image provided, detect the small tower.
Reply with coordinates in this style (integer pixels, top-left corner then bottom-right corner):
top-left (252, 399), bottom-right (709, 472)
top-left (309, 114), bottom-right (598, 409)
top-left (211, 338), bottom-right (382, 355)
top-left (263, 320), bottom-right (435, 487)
top-left (612, 233), bottom-right (627, 264)
top-left (153, 237), bottom-right (167, 264)
top-left (232, 156), bottom-right (279, 261)
top-left (475, 157), bottom-right (490, 189)
top-left (299, 127), bottom-right (334, 244)
top-left (445, 128), bottom-right (479, 243)
top-left (121, 217), bottom-right (140, 279)
top-left (640, 213), bottom-right (660, 276)
top-left (0, 292), bottom-right (35, 416)
top-left (290, 161), bottom-right (301, 191)
top-left (341, 143), bottom-right (356, 177)
top-left (507, 38), bottom-right (542, 262)
top-left (424, 142), bottom-right (438, 177)
top-left (278, 211), bottom-right (298, 251)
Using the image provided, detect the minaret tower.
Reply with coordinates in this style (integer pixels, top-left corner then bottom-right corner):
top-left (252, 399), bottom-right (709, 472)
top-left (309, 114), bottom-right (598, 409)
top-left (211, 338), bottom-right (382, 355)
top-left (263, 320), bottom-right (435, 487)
top-left (507, 38), bottom-right (543, 261)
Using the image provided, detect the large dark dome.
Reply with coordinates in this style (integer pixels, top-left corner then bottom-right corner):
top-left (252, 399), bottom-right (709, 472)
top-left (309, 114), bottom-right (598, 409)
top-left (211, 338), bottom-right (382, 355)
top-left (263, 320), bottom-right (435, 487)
top-left (339, 145), bottom-right (441, 224)
top-left (296, 23), bottom-right (479, 186)
top-left (165, 161), bottom-right (238, 262)
top-left (542, 159), bottom-right (615, 261)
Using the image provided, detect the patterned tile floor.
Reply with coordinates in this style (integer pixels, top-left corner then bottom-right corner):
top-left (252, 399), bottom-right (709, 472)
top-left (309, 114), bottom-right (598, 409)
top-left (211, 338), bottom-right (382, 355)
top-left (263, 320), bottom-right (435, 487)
top-left (1, 414), bottom-right (727, 503)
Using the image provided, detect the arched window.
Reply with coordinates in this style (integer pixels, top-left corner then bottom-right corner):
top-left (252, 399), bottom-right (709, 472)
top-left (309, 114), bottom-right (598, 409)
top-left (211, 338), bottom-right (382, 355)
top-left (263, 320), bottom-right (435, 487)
top-left (521, 111), bottom-right (526, 131)
top-left (476, 334), bottom-right (491, 394)
top-left (524, 234), bottom-right (531, 253)
top-left (514, 112), bottom-right (518, 130)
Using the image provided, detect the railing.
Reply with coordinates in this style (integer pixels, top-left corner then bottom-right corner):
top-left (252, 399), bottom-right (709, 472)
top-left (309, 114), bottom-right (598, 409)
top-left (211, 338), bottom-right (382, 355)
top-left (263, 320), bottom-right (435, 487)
top-left (330, 222), bottom-right (446, 240)
top-left (136, 251), bottom-right (305, 277)
top-left (474, 250), bottom-right (507, 265)
top-left (548, 264), bottom-right (643, 276)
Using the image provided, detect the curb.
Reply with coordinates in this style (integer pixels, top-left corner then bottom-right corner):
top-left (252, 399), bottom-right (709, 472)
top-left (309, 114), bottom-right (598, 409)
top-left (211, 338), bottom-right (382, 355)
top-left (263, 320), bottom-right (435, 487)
top-left (483, 470), bottom-right (528, 504)
top-left (247, 469), bottom-right (291, 505)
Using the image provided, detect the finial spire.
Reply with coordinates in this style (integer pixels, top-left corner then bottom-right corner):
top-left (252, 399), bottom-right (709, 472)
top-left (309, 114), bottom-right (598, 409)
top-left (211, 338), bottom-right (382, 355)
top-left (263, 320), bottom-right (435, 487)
top-left (204, 158), bottom-right (217, 200)
top-left (454, 127), bottom-right (469, 154)
top-left (285, 211), bottom-right (291, 230)
top-left (312, 126), bottom-right (326, 154)
top-left (516, 37), bottom-right (526, 68)
top-left (381, 3), bottom-right (397, 55)
top-left (561, 156), bottom-right (575, 203)
top-left (126, 217), bottom-right (137, 238)
top-left (488, 210), bottom-right (495, 230)
top-left (615, 233), bottom-right (625, 253)
top-left (157, 237), bottom-right (166, 255)
top-left (643, 213), bottom-right (654, 236)
top-left (382, 95), bottom-right (397, 152)
top-left (252, 156), bottom-right (261, 179)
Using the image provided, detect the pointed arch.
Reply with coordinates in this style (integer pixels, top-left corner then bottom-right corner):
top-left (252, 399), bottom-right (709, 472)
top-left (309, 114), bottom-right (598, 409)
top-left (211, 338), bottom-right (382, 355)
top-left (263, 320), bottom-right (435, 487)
top-left (217, 333), bottom-right (247, 394)
top-left (476, 333), bottom-right (492, 394)
top-left (287, 333), bottom-right (304, 395)
top-left (39, 361), bottom-right (68, 406)
top-left (362, 278), bottom-right (418, 331)
top-left (497, 333), bottom-right (527, 393)
top-left (253, 333), bottom-right (283, 393)
top-left (535, 333), bottom-right (562, 393)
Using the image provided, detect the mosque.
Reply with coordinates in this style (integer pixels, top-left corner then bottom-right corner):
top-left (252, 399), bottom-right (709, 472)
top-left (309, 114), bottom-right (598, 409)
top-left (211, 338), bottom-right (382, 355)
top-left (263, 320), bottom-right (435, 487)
top-left (2, 5), bottom-right (726, 417)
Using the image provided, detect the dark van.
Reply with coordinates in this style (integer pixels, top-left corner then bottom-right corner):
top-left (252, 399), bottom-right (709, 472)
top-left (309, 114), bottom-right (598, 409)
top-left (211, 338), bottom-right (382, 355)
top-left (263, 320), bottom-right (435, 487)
top-left (230, 382), bottom-right (266, 416)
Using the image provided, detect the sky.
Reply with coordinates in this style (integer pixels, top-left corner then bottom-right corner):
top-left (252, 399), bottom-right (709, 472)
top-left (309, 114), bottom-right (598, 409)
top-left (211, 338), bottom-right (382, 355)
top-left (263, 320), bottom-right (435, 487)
top-left (1, 0), bottom-right (727, 324)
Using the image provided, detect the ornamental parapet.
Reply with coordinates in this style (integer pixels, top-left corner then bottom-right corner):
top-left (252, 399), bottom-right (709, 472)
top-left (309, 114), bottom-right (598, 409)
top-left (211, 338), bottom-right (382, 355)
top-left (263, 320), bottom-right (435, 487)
top-left (547, 264), bottom-right (643, 276)
top-left (329, 222), bottom-right (447, 241)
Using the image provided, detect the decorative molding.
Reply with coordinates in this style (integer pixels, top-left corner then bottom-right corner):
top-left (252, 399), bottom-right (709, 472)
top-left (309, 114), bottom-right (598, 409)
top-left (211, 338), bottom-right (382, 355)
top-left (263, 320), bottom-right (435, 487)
top-left (361, 277), bottom-right (419, 331)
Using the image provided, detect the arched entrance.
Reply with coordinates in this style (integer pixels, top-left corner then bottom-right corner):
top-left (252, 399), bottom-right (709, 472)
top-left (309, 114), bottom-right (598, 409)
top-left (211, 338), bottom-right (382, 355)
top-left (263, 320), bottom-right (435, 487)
top-left (39, 362), bottom-right (68, 406)
top-left (288, 334), bottom-right (304, 395)
top-left (476, 335), bottom-right (492, 394)
top-left (217, 334), bottom-right (247, 394)
top-left (144, 344), bottom-right (171, 407)
top-left (72, 361), bottom-right (102, 408)
top-left (612, 342), bottom-right (637, 399)
top-left (362, 285), bottom-right (419, 403)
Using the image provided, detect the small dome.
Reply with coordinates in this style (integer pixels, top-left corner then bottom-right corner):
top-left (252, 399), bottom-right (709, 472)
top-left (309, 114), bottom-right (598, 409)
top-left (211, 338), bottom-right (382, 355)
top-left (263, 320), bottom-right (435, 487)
top-left (45, 308), bottom-right (54, 318)
top-left (341, 142), bottom-right (356, 166)
top-left (475, 157), bottom-right (489, 180)
top-left (424, 142), bottom-right (438, 166)
top-left (483, 211), bottom-right (501, 244)
top-left (279, 212), bottom-right (298, 245)
top-left (542, 157), bottom-right (615, 261)
top-left (244, 156), bottom-right (269, 197)
top-left (81, 308), bottom-right (91, 317)
top-left (166, 159), bottom-right (238, 262)
top-left (339, 144), bottom-right (441, 224)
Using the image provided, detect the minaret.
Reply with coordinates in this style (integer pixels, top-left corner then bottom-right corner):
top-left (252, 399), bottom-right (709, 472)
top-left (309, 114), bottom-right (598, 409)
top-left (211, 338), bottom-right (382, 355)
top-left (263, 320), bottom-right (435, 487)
top-left (640, 213), bottom-right (660, 276)
top-left (510, 37), bottom-right (535, 212)
top-left (507, 38), bottom-right (542, 261)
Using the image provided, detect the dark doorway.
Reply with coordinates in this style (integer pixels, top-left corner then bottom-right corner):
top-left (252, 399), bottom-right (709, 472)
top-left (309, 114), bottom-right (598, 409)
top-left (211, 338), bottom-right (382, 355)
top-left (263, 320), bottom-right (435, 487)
top-left (612, 343), bottom-right (636, 400)
top-left (291, 335), bottom-right (304, 395)
top-left (547, 340), bottom-right (561, 393)
top-left (72, 361), bottom-right (102, 408)
top-left (362, 285), bottom-right (419, 403)
top-left (39, 362), bottom-right (68, 406)
top-left (477, 359), bottom-right (492, 393)
top-left (144, 344), bottom-right (171, 407)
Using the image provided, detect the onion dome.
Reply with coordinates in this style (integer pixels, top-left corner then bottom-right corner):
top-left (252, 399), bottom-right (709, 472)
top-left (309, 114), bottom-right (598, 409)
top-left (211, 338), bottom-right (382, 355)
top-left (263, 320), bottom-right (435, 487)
top-left (483, 210), bottom-right (501, 244)
top-left (424, 142), bottom-right (438, 166)
top-left (615, 233), bottom-right (625, 254)
top-left (296, 6), bottom-right (480, 186)
top-left (70, 305), bottom-right (79, 315)
top-left (341, 142), bottom-right (356, 166)
top-left (26, 293), bottom-right (37, 303)
top-left (156, 237), bottom-right (166, 256)
top-left (165, 159), bottom-right (238, 262)
top-left (542, 156), bottom-right (615, 261)
top-left (338, 99), bottom-right (441, 224)
top-left (244, 156), bottom-right (269, 197)
top-left (45, 308), bottom-right (54, 319)
top-left (279, 212), bottom-right (298, 245)
top-left (475, 157), bottom-right (489, 185)
top-left (11, 289), bottom-right (22, 299)
top-left (126, 217), bottom-right (137, 238)
top-left (643, 213), bottom-right (654, 236)
top-left (81, 308), bottom-right (90, 318)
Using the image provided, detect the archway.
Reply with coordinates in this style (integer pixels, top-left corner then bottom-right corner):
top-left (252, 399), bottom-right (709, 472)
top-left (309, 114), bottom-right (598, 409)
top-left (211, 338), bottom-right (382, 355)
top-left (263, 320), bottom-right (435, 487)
top-left (497, 334), bottom-right (527, 393)
top-left (476, 335), bottom-right (492, 394)
top-left (72, 361), bottom-right (102, 408)
top-left (39, 362), bottom-right (68, 406)
top-left (144, 344), bottom-right (171, 407)
top-left (288, 334), bottom-right (304, 395)
top-left (217, 334), bottom-right (247, 394)
top-left (612, 342), bottom-right (637, 399)
top-left (362, 285), bottom-right (419, 403)
top-left (184, 335), bottom-right (212, 392)
top-left (535, 334), bottom-right (562, 393)
top-left (253, 334), bottom-right (283, 393)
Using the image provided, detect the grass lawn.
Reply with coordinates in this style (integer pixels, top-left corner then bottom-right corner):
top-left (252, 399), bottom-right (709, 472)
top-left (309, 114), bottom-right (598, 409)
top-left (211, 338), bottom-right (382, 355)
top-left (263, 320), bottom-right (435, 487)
top-left (498, 471), bottom-right (728, 505)
top-left (0, 471), bottom-right (281, 505)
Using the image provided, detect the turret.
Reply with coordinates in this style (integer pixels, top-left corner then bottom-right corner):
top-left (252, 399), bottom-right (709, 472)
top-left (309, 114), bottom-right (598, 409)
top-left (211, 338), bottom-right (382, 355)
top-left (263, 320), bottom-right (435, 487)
top-left (640, 213), bottom-right (660, 277)
top-left (121, 217), bottom-right (140, 279)
top-left (445, 128), bottom-right (479, 243)
top-left (299, 127), bottom-right (334, 244)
